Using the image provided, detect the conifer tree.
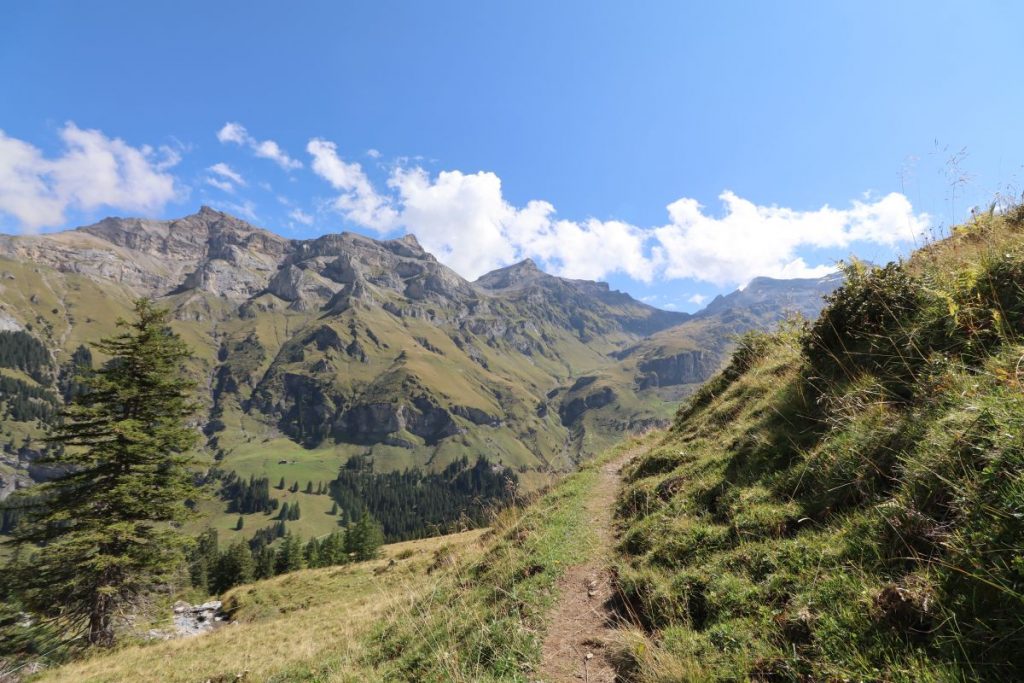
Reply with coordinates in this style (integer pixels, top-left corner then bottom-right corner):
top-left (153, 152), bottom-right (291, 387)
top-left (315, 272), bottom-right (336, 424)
top-left (274, 532), bottom-right (304, 574)
top-left (278, 502), bottom-right (290, 521)
top-left (319, 530), bottom-right (346, 566)
top-left (330, 502), bottom-right (339, 515)
top-left (188, 528), bottom-right (219, 593)
top-left (304, 537), bottom-right (321, 568)
top-left (289, 481), bottom-right (299, 493)
top-left (254, 546), bottom-right (276, 580)
top-left (305, 480), bottom-right (313, 494)
top-left (6, 300), bottom-right (199, 647)
top-left (213, 540), bottom-right (254, 593)
top-left (345, 513), bottom-right (384, 562)
top-left (235, 515), bottom-right (244, 531)
top-left (277, 476), bottom-right (285, 489)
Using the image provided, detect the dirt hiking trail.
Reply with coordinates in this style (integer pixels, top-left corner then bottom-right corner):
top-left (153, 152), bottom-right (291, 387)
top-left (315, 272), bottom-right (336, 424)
top-left (538, 445), bottom-right (647, 682)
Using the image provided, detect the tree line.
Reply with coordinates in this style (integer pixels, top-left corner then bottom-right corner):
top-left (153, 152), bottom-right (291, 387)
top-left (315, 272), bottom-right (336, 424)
top-left (188, 514), bottom-right (384, 595)
top-left (329, 454), bottom-right (518, 541)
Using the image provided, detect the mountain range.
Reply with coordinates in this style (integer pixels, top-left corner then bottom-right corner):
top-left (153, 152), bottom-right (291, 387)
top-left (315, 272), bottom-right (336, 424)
top-left (0, 207), bottom-right (840, 501)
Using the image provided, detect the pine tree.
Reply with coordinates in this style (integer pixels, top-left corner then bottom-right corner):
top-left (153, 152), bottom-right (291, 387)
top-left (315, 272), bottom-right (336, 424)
top-left (6, 300), bottom-right (199, 647)
top-left (278, 502), bottom-right (290, 521)
top-left (330, 502), bottom-right (339, 515)
top-left (277, 476), bottom-right (285, 490)
top-left (188, 528), bottom-right (219, 594)
top-left (289, 501), bottom-right (301, 520)
top-left (304, 537), bottom-right (321, 568)
top-left (319, 530), bottom-right (346, 566)
top-left (235, 515), bottom-right (244, 531)
top-left (345, 513), bottom-right (384, 562)
top-left (289, 481), bottom-right (299, 493)
top-left (274, 532), bottom-right (304, 574)
top-left (305, 481), bottom-right (314, 494)
top-left (213, 540), bottom-right (254, 593)
top-left (254, 546), bottom-right (276, 580)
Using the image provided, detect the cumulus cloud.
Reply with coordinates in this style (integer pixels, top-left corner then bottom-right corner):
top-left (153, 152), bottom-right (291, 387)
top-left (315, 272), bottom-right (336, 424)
top-left (688, 293), bottom-right (708, 305)
top-left (217, 122), bottom-right (302, 171)
top-left (0, 123), bottom-right (180, 232)
top-left (307, 139), bottom-right (398, 232)
top-left (654, 191), bottom-right (930, 285)
top-left (383, 166), bottom-right (653, 280)
top-left (306, 139), bottom-right (930, 285)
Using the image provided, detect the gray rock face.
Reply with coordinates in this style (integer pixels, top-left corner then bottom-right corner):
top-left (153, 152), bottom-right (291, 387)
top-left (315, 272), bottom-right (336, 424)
top-left (559, 386), bottom-right (617, 426)
top-left (169, 600), bottom-right (225, 637)
top-left (636, 350), bottom-right (715, 389)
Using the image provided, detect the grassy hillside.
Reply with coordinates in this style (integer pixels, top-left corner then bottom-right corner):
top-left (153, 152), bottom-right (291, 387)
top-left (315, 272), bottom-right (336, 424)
top-left (31, 530), bottom-right (488, 682)
top-left (29, 435), bottom-right (652, 682)
top-left (613, 207), bottom-right (1024, 681)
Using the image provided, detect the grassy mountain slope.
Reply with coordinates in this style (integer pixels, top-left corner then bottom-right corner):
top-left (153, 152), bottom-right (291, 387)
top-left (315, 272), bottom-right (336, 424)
top-left (32, 529), bottom-right (489, 682)
top-left (614, 207), bottom-right (1024, 681)
top-left (30, 435), bottom-right (653, 682)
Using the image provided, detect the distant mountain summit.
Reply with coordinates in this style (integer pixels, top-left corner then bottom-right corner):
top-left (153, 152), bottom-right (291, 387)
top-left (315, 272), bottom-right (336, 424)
top-left (699, 273), bottom-right (842, 320)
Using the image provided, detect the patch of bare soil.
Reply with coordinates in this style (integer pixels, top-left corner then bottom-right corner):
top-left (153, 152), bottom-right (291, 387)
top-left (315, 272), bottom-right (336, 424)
top-left (538, 447), bottom-right (645, 682)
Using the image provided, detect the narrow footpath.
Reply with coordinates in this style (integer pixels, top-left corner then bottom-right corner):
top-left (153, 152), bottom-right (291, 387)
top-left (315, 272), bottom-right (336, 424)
top-left (538, 445), bottom-right (646, 682)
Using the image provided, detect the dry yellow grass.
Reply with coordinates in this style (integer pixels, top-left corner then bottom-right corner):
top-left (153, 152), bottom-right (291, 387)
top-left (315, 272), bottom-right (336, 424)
top-left (34, 530), bottom-right (488, 683)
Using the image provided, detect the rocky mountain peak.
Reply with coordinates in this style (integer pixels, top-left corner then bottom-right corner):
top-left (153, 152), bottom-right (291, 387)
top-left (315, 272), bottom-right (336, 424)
top-left (474, 258), bottom-right (546, 291)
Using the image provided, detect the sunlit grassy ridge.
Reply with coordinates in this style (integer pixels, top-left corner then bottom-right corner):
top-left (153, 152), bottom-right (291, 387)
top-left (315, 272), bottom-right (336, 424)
top-left (32, 530), bottom-right (488, 682)
top-left (32, 435), bottom-right (654, 682)
top-left (612, 207), bottom-right (1024, 681)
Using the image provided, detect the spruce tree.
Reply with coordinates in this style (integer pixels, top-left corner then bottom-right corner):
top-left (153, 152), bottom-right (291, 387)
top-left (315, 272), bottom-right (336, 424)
top-left (235, 515), bottom-right (245, 531)
top-left (6, 300), bottom-right (199, 647)
top-left (254, 546), bottom-right (276, 579)
top-left (303, 537), bottom-right (321, 568)
top-left (188, 528), bottom-right (219, 593)
top-left (345, 513), bottom-right (384, 562)
top-left (213, 540), bottom-right (254, 593)
top-left (277, 476), bottom-right (285, 490)
top-left (319, 530), bottom-right (346, 566)
top-left (305, 480), bottom-right (313, 494)
top-left (274, 533), bottom-right (304, 574)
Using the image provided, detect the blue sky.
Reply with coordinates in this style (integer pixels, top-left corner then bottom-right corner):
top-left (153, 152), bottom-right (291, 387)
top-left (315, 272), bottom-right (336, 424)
top-left (2, 1), bottom-right (1023, 311)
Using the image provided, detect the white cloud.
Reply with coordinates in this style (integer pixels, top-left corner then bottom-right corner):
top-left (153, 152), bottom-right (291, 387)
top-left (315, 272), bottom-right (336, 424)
top-left (289, 208), bottom-right (313, 225)
top-left (0, 123), bottom-right (180, 232)
top-left (208, 162), bottom-right (245, 186)
top-left (216, 122), bottom-right (248, 145)
top-left (205, 177), bottom-right (235, 193)
top-left (653, 191), bottom-right (930, 285)
top-left (367, 148), bottom-right (381, 159)
top-left (308, 138), bottom-right (398, 232)
top-left (687, 293), bottom-right (708, 305)
top-left (305, 138), bottom-right (930, 285)
top-left (382, 166), bottom-right (654, 280)
top-left (217, 122), bottom-right (302, 171)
